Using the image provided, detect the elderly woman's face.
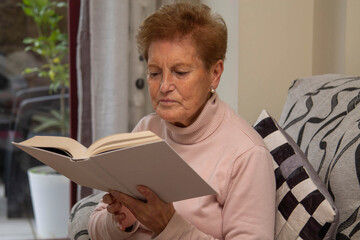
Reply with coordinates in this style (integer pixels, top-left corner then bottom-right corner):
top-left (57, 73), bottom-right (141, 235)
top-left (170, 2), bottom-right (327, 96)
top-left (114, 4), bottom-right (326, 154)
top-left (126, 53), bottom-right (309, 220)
top-left (147, 38), bottom-right (215, 127)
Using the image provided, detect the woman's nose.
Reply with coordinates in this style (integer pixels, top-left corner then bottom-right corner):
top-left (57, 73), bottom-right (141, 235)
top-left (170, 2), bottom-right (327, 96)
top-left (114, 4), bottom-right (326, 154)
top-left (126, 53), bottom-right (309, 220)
top-left (160, 72), bottom-right (175, 93)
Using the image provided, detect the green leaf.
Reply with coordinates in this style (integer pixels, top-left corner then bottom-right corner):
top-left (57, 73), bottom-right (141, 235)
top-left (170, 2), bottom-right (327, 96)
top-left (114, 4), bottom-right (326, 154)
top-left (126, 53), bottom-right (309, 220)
top-left (38, 71), bottom-right (48, 77)
top-left (50, 81), bottom-right (60, 92)
top-left (23, 7), bottom-right (34, 16)
top-left (45, 9), bottom-right (56, 17)
top-left (48, 69), bottom-right (55, 81)
top-left (32, 114), bottom-right (54, 122)
top-left (24, 46), bottom-right (32, 52)
top-left (23, 0), bottom-right (32, 6)
top-left (23, 37), bottom-right (35, 44)
top-left (49, 29), bottom-right (60, 42)
top-left (50, 109), bottom-right (61, 119)
top-left (58, 32), bottom-right (68, 40)
top-left (34, 48), bottom-right (44, 55)
top-left (35, 0), bottom-right (48, 9)
top-left (57, 15), bottom-right (63, 22)
top-left (56, 2), bottom-right (67, 8)
top-left (32, 111), bottom-right (62, 133)
top-left (23, 67), bottom-right (40, 74)
top-left (32, 119), bottom-right (60, 133)
top-left (34, 40), bottom-right (41, 47)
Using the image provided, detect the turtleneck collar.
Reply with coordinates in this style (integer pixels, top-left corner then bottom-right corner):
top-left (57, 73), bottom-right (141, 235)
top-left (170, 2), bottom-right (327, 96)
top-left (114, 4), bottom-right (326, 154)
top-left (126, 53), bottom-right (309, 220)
top-left (164, 93), bottom-right (225, 145)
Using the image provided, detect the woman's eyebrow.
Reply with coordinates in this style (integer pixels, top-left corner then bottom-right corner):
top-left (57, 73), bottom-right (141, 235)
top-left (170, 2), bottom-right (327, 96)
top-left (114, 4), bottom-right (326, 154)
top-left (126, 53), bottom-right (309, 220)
top-left (147, 63), bottom-right (193, 69)
top-left (147, 63), bottom-right (160, 69)
top-left (171, 63), bottom-right (193, 69)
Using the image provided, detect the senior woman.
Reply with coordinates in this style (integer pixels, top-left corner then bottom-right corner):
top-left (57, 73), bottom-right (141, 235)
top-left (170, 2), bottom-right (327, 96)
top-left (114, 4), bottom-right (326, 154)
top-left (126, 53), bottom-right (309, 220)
top-left (88, 2), bottom-right (275, 239)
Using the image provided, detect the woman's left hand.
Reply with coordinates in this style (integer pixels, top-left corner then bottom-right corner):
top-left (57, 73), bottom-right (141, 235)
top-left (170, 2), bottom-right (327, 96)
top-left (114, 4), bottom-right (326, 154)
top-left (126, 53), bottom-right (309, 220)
top-left (110, 186), bottom-right (175, 236)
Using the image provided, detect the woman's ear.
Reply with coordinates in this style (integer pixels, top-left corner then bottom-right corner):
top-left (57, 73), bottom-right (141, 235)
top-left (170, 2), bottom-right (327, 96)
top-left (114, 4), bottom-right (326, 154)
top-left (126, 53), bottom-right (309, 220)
top-left (210, 59), bottom-right (224, 90)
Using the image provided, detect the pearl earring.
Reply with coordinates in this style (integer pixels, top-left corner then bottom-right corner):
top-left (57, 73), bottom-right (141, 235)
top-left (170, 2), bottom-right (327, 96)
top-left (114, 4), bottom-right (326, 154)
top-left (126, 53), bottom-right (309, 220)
top-left (210, 86), bottom-right (215, 94)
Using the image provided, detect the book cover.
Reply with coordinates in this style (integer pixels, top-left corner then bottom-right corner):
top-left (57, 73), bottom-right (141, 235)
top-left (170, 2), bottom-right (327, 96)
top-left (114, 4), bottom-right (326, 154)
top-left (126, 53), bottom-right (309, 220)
top-left (13, 134), bottom-right (216, 202)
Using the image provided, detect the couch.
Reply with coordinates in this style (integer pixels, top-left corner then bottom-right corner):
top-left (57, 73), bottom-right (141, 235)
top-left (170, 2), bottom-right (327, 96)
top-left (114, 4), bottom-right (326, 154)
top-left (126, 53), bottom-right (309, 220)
top-left (276, 74), bottom-right (360, 239)
top-left (68, 74), bottom-right (360, 240)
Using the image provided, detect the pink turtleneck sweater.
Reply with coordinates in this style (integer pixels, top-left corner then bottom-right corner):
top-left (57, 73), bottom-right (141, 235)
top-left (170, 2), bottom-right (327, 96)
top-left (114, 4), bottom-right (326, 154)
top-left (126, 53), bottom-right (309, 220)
top-left (88, 94), bottom-right (275, 239)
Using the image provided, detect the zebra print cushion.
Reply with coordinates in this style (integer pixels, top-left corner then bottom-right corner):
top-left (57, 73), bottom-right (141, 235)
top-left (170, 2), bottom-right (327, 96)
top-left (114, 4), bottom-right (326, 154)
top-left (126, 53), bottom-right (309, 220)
top-left (279, 74), bottom-right (360, 239)
top-left (68, 193), bottom-right (104, 240)
top-left (254, 110), bottom-right (338, 240)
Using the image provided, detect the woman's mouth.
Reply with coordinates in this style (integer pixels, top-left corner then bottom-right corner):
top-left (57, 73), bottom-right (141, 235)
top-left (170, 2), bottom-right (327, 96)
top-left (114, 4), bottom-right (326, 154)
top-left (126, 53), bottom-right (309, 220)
top-left (159, 99), bottom-right (177, 105)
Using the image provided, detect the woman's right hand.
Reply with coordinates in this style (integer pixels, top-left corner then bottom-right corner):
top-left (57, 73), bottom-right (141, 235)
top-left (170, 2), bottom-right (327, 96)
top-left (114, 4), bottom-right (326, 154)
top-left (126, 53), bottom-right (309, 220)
top-left (103, 193), bottom-right (137, 231)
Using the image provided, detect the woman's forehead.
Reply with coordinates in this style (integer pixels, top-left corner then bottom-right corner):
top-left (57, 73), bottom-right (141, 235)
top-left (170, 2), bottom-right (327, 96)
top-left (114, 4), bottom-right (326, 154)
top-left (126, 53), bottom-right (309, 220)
top-left (146, 36), bottom-right (209, 70)
top-left (148, 38), bottom-right (199, 59)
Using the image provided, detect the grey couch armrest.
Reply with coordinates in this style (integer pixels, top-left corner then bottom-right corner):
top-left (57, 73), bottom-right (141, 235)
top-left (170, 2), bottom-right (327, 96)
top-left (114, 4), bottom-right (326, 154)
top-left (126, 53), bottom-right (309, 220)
top-left (68, 192), bottom-right (104, 240)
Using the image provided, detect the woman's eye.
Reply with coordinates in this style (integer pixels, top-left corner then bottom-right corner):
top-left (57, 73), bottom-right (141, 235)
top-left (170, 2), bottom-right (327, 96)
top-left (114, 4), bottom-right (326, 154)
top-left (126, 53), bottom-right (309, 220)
top-left (175, 71), bottom-right (188, 77)
top-left (149, 73), bottom-right (160, 78)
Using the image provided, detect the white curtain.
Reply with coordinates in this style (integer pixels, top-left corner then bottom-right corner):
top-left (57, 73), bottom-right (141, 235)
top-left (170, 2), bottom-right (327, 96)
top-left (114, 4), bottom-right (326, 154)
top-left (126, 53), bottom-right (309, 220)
top-left (76, 0), bottom-right (158, 198)
top-left (77, 0), bottom-right (157, 145)
top-left (90, 0), bottom-right (130, 141)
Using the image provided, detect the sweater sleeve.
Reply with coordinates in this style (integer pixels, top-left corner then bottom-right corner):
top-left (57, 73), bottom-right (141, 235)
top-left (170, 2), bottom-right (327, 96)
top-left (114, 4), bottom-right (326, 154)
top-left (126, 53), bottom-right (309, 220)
top-left (221, 146), bottom-right (276, 239)
top-left (154, 212), bottom-right (216, 240)
top-left (88, 200), bottom-right (140, 240)
top-left (155, 146), bottom-right (276, 240)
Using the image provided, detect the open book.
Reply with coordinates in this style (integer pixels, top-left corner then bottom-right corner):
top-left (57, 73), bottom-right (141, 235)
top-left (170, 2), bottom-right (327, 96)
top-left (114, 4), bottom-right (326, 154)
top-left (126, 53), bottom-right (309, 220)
top-left (13, 131), bottom-right (216, 202)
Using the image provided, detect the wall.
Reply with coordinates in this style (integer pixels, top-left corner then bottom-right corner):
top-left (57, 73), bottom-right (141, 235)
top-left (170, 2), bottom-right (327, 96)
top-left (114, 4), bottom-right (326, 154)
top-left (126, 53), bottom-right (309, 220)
top-left (345, 0), bottom-right (360, 76)
top-left (237, 0), bottom-right (314, 123)
top-left (312, 0), bottom-right (346, 75)
top-left (312, 0), bottom-right (360, 77)
top-left (202, 0), bottom-right (239, 112)
top-left (232, 0), bottom-right (360, 124)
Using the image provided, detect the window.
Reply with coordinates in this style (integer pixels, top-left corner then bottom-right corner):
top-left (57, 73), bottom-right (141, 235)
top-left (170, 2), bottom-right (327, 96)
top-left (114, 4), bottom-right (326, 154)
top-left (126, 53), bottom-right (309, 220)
top-left (0, 0), bottom-right (69, 238)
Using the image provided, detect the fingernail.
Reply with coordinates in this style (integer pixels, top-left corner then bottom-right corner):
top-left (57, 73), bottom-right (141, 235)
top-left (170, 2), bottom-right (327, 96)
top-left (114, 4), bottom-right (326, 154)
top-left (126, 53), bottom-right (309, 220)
top-left (137, 186), bottom-right (145, 193)
top-left (116, 222), bottom-right (122, 230)
top-left (103, 195), bottom-right (111, 203)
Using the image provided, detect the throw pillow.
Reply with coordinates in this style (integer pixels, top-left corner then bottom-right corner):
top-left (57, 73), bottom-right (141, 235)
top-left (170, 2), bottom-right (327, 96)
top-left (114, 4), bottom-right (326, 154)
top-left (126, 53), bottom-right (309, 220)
top-left (279, 74), bottom-right (360, 239)
top-left (254, 110), bottom-right (338, 240)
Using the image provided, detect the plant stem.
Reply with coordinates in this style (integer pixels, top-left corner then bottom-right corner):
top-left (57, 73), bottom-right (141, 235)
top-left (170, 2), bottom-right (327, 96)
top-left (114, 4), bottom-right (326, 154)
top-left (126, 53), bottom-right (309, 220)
top-left (60, 82), bottom-right (66, 136)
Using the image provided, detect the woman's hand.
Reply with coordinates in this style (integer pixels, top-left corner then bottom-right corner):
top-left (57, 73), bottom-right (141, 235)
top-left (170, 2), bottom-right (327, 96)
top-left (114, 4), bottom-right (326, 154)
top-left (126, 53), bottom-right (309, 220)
top-left (110, 186), bottom-right (175, 236)
top-left (103, 193), bottom-right (137, 231)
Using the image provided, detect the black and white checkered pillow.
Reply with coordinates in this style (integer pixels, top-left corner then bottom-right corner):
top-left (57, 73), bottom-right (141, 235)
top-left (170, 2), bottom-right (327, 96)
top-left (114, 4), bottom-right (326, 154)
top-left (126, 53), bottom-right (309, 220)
top-left (253, 110), bottom-right (338, 240)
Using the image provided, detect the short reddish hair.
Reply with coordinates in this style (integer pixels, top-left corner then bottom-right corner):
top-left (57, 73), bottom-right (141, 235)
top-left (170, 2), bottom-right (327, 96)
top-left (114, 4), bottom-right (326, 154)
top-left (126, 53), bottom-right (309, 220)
top-left (136, 2), bottom-right (227, 70)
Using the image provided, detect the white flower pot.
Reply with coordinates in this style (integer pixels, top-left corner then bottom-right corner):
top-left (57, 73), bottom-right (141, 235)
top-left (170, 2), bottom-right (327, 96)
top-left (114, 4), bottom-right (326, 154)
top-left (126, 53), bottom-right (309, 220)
top-left (28, 165), bottom-right (70, 239)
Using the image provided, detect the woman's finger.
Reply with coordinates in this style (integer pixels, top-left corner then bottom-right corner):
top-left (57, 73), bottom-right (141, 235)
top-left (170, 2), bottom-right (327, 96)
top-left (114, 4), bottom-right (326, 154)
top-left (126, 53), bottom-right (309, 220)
top-left (114, 212), bottom-right (126, 222)
top-left (111, 188), bottom-right (175, 235)
top-left (106, 201), bottom-right (121, 214)
top-left (110, 190), bottom-right (144, 211)
top-left (113, 211), bottom-right (136, 231)
top-left (103, 193), bottom-right (114, 204)
top-left (137, 185), bottom-right (158, 203)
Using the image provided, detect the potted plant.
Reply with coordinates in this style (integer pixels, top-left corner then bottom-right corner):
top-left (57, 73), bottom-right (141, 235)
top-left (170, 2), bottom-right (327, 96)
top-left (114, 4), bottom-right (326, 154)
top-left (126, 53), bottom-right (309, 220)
top-left (20, 0), bottom-right (69, 136)
top-left (19, 0), bottom-right (70, 238)
top-left (27, 165), bottom-right (70, 238)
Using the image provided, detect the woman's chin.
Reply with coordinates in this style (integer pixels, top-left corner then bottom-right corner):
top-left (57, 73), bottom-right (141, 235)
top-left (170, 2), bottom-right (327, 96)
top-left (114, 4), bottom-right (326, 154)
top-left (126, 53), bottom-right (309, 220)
top-left (160, 115), bottom-right (180, 124)
top-left (157, 112), bottom-right (185, 126)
